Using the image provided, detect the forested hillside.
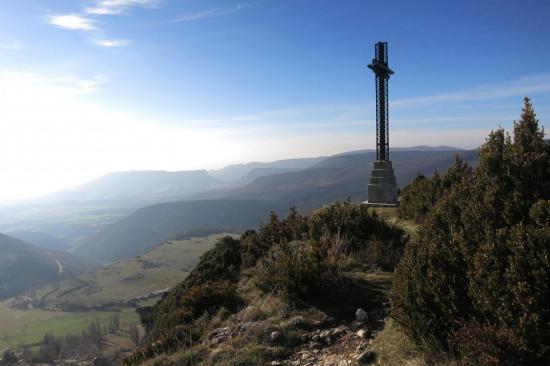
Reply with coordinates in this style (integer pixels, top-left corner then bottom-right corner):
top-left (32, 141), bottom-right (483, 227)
top-left (74, 199), bottom-right (286, 263)
top-left (0, 233), bottom-right (86, 299)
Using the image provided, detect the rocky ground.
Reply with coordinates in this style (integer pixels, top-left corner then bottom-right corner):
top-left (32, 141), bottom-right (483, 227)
top-left (203, 286), bottom-right (392, 366)
top-left (137, 271), bottom-right (424, 366)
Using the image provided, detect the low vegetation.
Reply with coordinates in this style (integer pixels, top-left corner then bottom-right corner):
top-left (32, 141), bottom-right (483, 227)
top-left (5, 100), bottom-right (545, 365)
top-left (118, 98), bottom-right (549, 366)
top-left (391, 98), bottom-right (550, 365)
top-left (397, 156), bottom-right (472, 223)
top-left (123, 202), bottom-right (408, 365)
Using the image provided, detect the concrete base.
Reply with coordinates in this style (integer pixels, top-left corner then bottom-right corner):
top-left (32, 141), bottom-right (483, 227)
top-left (367, 160), bottom-right (398, 205)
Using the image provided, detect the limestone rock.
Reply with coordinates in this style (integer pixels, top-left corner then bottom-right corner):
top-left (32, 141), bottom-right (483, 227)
top-left (356, 329), bottom-right (368, 339)
top-left (355, 308), bottom-right (368, 322)
top-left (270, 330), bottom-right (283, 342)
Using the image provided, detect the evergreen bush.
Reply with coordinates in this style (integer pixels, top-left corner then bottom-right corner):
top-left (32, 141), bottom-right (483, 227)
top-left (390, 98), bottom-right (550, 364)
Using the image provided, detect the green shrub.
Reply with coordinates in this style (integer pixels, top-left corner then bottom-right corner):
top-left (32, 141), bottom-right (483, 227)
top-left (450, 321), bottom-right (526, 366)
top-left (134, 202), bottom-right (407, 364)
top-left (240, 230), bottom-right (269, 268)
top-left (150, 236), bottom-right (243, 339)
top-left (184, 236), bottom-right (242, 288)
top-left (1, 351), bottom-right (17, 366)
top-left (259, 207), bottom-right (308, 246)
top-left (398, 156), bottom-right (472, 223)
top-left (391, 98), bottom-right (550, 364)
top-left (309, 201), bottom-right (406, 269)
top-left (256, 240), bottom-right (330, 301)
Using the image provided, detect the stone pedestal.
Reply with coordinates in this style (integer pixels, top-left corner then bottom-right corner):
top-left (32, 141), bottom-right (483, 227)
top-left (366, 160), bottom-right (397, 205)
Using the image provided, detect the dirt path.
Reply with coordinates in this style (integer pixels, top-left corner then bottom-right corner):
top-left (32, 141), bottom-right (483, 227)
top-left (54, 258), bottom-right (63, 274)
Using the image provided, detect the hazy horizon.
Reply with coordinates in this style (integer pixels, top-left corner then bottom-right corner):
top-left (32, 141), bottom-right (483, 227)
top-left (0, 144), bottom-right (472, 204)
top-left (0, 0), bottom-right (549, 201)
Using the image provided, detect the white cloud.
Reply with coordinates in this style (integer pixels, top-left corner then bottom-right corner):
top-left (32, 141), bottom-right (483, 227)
top-left (0, 38), bottom-right (24, 50)
top-left (48, 14), bottom-right (97, 31)
top-left (94, 39), bottom-right (131, 47)
top-left (85, 0), bottom-right (160, 15)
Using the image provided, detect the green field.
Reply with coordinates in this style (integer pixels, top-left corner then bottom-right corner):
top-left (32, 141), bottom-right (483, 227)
top-left (0, 234), bottom-right (235, 353)
top-left (32, 233), bottom-right (235, 307)
top-left (0, 301), bottom-right (139, 352)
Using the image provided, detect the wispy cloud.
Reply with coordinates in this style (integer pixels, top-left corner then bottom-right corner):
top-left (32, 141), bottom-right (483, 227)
top-left (0, 71), bottom-right (109, 105)
top-left (85, 0), bottom-right (160, 15)
top-left (93, 38), bottom-right (131, 47)
top-left (48, 1), bottom-right (162, 44)
top-left (0, 38), bottom-right (24, 50)
top-left (150, 3), bottom-right (251, 25)
top-left (393, 73), bottom-right (550, 109)
top-left (48, 14), bottom-right (98, 31)
top-left (175, 73), bottom-right (549, 140)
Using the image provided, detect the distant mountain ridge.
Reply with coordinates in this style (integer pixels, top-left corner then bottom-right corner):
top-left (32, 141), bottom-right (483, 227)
top-left (199, 149), bottom-right (479, 208)
top-left (208, 157), bottom-right (327, 182)
top-left (237, 167), bottom-right (302, 184)
top-left (7, 230), bottom-right (70, 251)
top-left (73, 148), bottom-right (478, 264)
top-left (0, 146), bottom-right (475, 264)
top-left (334, 146), bottom-right (465, 156)
top-left (40, 170), bottom-right (223, 204)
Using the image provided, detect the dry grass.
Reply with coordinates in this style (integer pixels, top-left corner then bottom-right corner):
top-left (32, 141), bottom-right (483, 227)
top-left (369, 319), bottom-right (461, 366)
top-left (367, 206), bottom-right (419, 237)
top-left (369, 319), bottom-right (426, 366)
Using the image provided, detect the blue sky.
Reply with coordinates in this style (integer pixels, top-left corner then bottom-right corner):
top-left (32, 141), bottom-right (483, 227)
top-left (0, 0), bottom-right (549, 200)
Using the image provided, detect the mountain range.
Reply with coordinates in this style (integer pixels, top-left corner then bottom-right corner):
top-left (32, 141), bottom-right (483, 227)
top-left (0, 147), bottom-right (479, 265)
top-left (208, 157), bottom-right (326, 182)
top-left (39, 170), bottom-right (223, 205)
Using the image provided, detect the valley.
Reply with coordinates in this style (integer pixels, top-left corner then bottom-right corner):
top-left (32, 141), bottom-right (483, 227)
top-left (1, 4), bottom-right (547, 364)
top-left (0, 148), bottom-right (477, 263)
top-left (0, 148), bottom-right (481, 364)
top-left (0, 234), bottom-right (234, 354)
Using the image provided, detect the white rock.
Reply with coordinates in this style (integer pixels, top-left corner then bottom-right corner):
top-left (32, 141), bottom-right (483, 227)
top-left (355, 308), bottom-right (368, 322)
top-left (270, 330), bottom-right (283, 342)
top-left (356, 329), bottom-right (368, 339)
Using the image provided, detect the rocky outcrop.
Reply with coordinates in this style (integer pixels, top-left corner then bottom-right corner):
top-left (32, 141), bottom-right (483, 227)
top-left (279, 320), bottom-right (381, 366)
